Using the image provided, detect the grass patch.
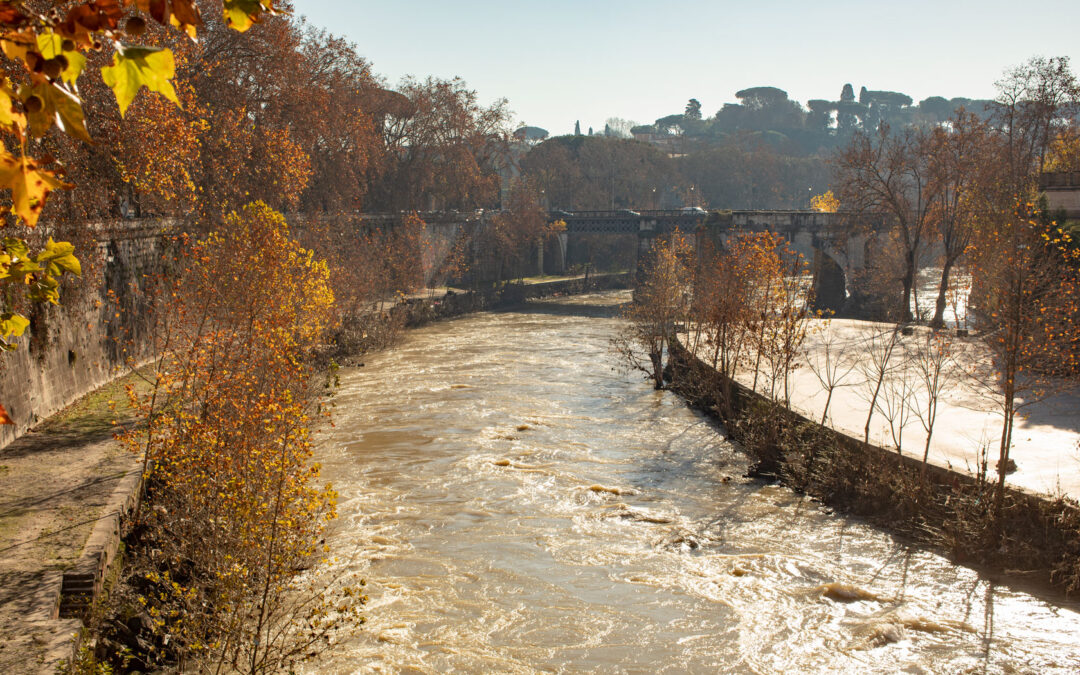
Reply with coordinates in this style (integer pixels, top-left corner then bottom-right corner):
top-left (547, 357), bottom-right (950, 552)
top-left (36, 368), bottom-right (152, 437)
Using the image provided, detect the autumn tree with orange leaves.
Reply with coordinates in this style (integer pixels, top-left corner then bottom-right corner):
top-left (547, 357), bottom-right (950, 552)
top-left (0, 1), bottom-right (283, 423)
top-left (616, 231), bottom-right (694, 389)
top-left (369, 76), bottom-right (510, 212)
top-left (1045, 123), bottom-right (1080, 173)
top-left (112, 202), bottom-right (364, 672)
top-left (479, 179), bottom-right (556, 282)
top-left (967, 207), bottom-right (1080, 523)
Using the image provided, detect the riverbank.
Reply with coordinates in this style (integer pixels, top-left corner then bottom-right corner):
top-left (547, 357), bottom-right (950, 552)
top-left (305, 291), bottom-right (1080, 673)
top-left (0, 375), bottom-right (142, 673)
top-left (328, 273), bottom-right (632, 362)
top-left (666, 337), bottom-right (1080, 597)
top-left (0, 274), bottom-right (631, 673)
top-left (766, 319), bottom-right (1078, 498)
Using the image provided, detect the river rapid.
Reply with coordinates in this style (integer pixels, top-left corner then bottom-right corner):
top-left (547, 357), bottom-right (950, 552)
top-left (311, 291), bottom-right (1080, 674)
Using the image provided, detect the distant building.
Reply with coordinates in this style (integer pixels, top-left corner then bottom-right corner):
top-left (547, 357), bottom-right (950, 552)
top-left (1041, 172), bottom-right (1080, 219)
top-left (629, 129), bottom-right (682, 156)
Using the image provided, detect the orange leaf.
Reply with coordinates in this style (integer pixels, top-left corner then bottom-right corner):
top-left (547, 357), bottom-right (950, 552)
top-left (0, 403), bottom-right (14, 425)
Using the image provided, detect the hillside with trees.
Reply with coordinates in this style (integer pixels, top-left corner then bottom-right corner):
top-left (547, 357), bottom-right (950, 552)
top-left (526, 81), bottom-right (1026, 211)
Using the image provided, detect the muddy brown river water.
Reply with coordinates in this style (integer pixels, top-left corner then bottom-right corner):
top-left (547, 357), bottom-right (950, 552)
top-left (310, 291), bottom-right (1080, 674)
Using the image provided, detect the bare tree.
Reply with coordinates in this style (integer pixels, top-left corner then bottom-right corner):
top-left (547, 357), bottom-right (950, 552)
top-left (857, 325), bottom-right (904, 445)
top-left (927, 110), bottom-right (1004, 329)
top-left (877, 350), bottom-right (917, 454)
top-left (834, 123), bottom-right (939, 323)
top-left (804, 323), bottom-right (859, 425)
top-left (912, 330), bottom-right (955, 471)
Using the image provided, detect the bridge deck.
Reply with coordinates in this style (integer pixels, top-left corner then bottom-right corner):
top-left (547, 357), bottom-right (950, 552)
top-left (300, 209), bottom-right (879, 237)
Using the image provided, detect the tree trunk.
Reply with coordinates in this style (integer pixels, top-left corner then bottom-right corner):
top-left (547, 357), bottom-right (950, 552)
top-left (649, 345), bottom-right (664, 390)
top-left (930, 257), bottom-right (954, 329)
top-left (864, 367), bottom-right (887, 445)
top-left (821, 388), bottom-right (834, 426)
top-left (901, 252), bottom-right (916, 323)
top-left (995, 381), bottom-right (1015, 526)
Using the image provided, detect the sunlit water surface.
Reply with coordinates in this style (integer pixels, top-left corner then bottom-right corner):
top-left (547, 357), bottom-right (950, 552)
top-left (309, 291), bottom-right (1079, 674)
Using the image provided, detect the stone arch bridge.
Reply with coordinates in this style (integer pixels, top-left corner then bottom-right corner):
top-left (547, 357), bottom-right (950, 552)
top-left (551, 209), bottom-right (884, 312)
top-left (332, 209), bottom-right (886, 312)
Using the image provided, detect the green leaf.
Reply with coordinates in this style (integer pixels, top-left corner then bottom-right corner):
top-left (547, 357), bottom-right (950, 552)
top-left (0, 313), bottom-right (29, 340)
top-left (2, 237), bottom-right (30, 261)
top-left (101, 45), bottom-right (180, 117)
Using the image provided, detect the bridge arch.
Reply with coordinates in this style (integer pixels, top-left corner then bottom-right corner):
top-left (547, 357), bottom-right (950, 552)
top-left (550, 209), bottom-right (882, 314)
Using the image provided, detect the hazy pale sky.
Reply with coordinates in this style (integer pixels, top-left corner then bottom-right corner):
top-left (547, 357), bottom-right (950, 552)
top-left (295, 0), bottom-right (1080, 135)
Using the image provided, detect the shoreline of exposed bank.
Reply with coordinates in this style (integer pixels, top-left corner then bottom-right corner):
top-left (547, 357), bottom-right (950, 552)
top-left (0, 273), bottom-right (632, 673)
top-left (666, 337), bottom-right (1080, 600)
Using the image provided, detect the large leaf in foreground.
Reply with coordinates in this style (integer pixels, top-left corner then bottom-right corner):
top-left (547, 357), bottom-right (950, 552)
top-left (101, 45), bottom-right (179, 117)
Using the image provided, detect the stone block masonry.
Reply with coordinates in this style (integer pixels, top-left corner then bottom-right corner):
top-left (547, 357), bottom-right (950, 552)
top-left (666, 338), bottom-right (1080, 597)
top-left (1, 222), bottom-right (167, 451)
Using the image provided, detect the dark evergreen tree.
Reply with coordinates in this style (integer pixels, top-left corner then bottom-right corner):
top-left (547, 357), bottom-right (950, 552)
top-left (685, 98), bottom-right (703, 121)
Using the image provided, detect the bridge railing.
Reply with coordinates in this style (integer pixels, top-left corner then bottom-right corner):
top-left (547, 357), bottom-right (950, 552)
top-left (548, 209), bottom-right (707, 218)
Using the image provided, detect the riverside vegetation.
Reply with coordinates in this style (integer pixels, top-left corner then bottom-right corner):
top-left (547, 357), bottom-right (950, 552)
top-left (617, 207), bottom-right (1080, 594)
top-left (613, 56), bottom-right (1080, 589)
top-left (0, 3), bottom-right (566, 671)
top-left (1, 2), bottom-right (1079, 672)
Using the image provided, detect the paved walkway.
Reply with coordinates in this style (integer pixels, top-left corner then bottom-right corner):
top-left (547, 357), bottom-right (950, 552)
top-left (0, 377), bottom-right (139, 673)
top-left (692, 319), bottom-right (1080, 499)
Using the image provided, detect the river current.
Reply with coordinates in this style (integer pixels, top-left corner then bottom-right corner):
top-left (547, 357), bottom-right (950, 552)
top-left (311, 291), bottom-right (1080, 674)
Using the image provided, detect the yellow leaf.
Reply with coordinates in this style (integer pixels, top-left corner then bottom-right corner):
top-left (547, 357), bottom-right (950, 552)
top-left (224, 0), bottom-right (276, 32)
top-left (0, 84), bottom-right (25, 129)
top-left (0, 312), bottom-right (30, 340)
top-left (101, 45), bottom-right (180, 117)
top-left (0, 31), bottom-right (34, 64)
top-left (35, 238), bottom-right (82, 276)
top-left (21, 82), bottom-right (92, 142)
top-left (36, 31), bottom-right (63, 59)
top-left (61, 49), bottom-right (86, 86)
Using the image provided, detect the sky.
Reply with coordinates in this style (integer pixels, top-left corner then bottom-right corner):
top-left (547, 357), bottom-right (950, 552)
top-left (294, 0), bottom-right (1080, 135)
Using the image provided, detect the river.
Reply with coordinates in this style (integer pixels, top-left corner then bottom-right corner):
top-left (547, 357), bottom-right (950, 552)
top-left (311, 291), bottom-right (1080, 674)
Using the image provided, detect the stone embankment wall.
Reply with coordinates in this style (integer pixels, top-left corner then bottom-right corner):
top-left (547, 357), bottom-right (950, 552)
top-left (666, 338), bottom-right (1080, 596)
top-left (0, 223), bottom-right (166, 450)
top-left (2, 246), bottom-right (630, 451)
top-left (405, 273), bottom-right (632, 326)
top-left (324, 273), bottom-right (631, 365)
